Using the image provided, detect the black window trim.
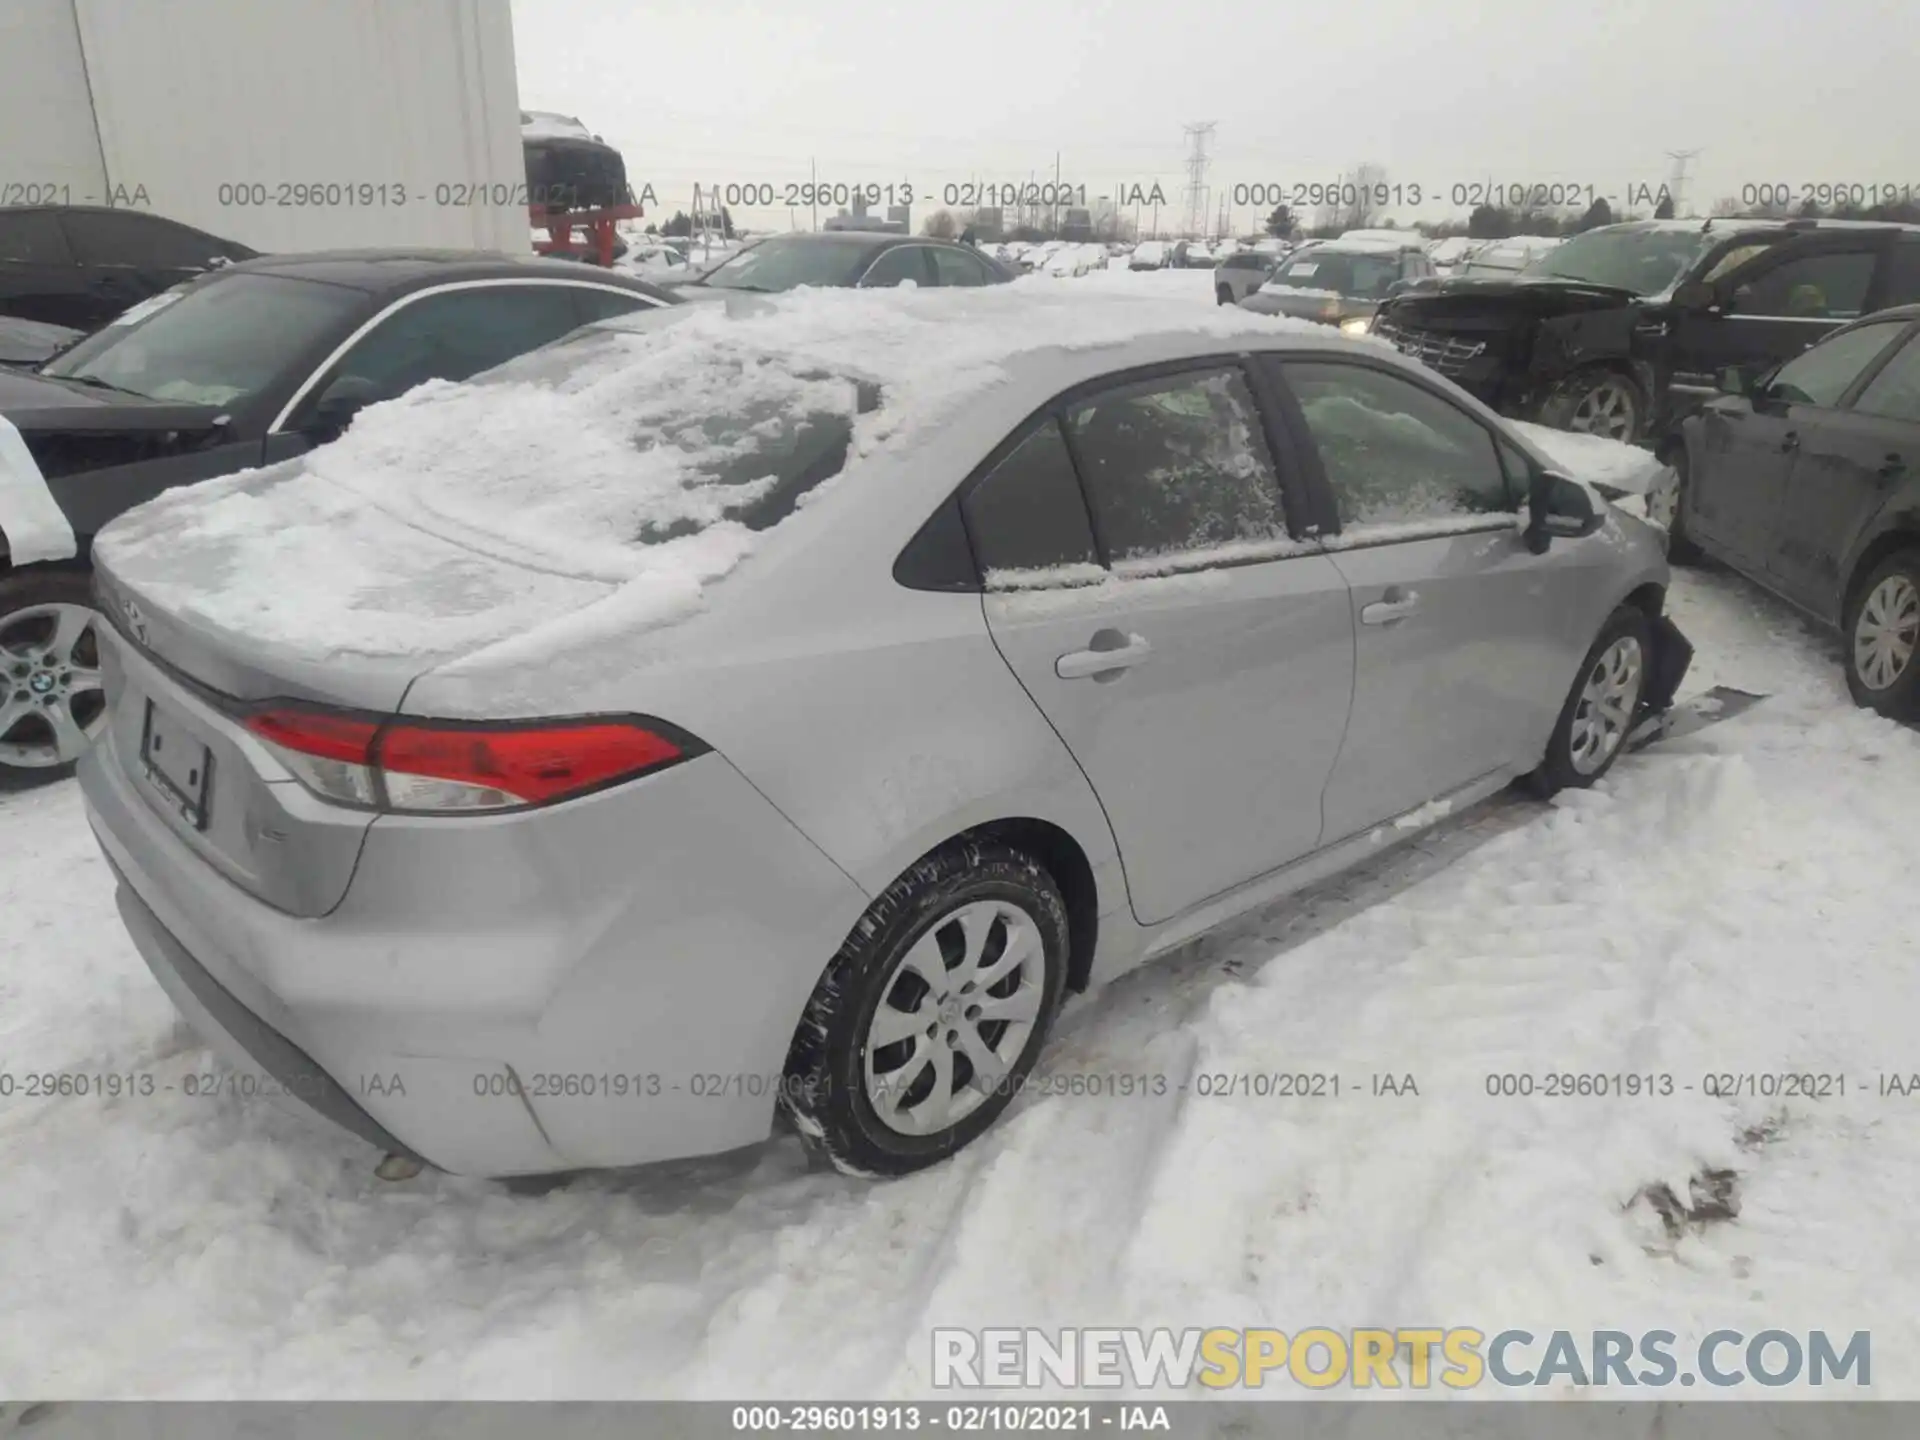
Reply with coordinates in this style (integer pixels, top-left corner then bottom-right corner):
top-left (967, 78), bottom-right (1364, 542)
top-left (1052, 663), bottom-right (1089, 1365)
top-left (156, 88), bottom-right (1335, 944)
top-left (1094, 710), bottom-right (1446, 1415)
top-left (855, 243), bottom-right (938, 288)
top-left (1260, 350), bottom-right (1531, 547)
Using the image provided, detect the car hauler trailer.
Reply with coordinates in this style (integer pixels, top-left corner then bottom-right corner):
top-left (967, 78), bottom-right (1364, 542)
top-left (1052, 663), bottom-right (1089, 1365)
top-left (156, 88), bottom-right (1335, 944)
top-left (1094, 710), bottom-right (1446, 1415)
top-left (0, 0), bottom-right (529, 254)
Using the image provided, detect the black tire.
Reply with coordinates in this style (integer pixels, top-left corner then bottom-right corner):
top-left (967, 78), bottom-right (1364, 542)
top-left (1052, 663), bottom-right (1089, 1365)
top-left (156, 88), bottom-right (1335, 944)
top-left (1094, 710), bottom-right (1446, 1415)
top-left (1216, 285), bottom-right (1235, 306)
top-left (1651, 446), bottom-right (1705, 566)
top-left (1843, 548), bottom-right (1920, 719)
top-left (782, 838), bottom-right (1070, 1178)
top-left (0, 567), bottom-right (103, 791)
top-left (1534, 368), bottom-right (1646, 444)
top-left (1526, 605), bottom-right (1654, 797)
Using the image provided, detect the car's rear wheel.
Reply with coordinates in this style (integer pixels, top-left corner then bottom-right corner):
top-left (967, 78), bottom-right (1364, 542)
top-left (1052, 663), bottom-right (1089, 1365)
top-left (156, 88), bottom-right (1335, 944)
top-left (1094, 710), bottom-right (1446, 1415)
top-left (782, 838), bottom-right (1069, 1177)
top-left (0, 568), bottom-right (106, 789)
top-left (1538, 369), bottom-right (1645, 443)
top-left (1844, 550), bottom-right (1920, 719)
top-left (1526, 606), bottom-right (1652, 797)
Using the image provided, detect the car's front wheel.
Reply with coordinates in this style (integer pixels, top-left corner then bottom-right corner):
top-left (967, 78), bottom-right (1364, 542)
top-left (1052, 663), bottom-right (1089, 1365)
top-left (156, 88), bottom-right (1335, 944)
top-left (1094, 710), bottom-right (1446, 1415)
top-left (1527, 606), bottom-right (1652, 796)
top-left (783, 838), bottom-right (1069, 1177)
top-left (1844, 550), bottom-right (1920, 719)
top-left (0, 568), bottom-right (107, 789)
top-left (1216, 285), bottom-right (1235, 305)
top-left (1645, 448), bottom-right (1703, 565)
top-left (1537, 369), bottom-right (1645, 443)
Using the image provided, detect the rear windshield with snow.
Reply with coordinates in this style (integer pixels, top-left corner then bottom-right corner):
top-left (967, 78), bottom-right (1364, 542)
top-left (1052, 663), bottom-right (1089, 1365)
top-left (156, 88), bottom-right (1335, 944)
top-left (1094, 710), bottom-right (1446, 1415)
top-left (467, 326), bottom-right (881, 548)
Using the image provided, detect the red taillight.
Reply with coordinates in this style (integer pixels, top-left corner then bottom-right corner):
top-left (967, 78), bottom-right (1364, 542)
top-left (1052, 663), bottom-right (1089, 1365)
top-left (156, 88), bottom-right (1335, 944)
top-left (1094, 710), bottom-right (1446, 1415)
top-left (242, 709), bottom-right (695, 812)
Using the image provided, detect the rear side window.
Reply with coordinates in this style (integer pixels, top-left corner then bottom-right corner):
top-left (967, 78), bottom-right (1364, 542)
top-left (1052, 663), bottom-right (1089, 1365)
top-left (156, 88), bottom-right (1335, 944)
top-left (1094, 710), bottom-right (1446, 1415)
top-left (570, 287), bottom-right (659, 323)
top-left (1063, 366), bottom-right (1288, 562)
top-left (1278, 360), bottom-right (1511, 528)
top-left (0, 211), bottom-right (71, 265)
top-left (930, 247), bottom-right (993, 287)
top-left (962, 420), bottom-right (1099, 579)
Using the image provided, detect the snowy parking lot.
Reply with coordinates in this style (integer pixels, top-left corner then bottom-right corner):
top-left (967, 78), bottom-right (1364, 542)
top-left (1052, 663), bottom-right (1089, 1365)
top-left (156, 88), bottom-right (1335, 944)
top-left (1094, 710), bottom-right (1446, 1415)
top-left (4, 559), bottom-right (1918, 1399)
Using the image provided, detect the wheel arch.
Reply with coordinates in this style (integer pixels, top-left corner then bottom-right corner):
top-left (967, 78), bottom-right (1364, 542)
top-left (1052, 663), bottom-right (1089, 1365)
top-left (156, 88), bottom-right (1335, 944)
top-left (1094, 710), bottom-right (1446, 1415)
top-left (1843, 524), bottom-right (1920, 623)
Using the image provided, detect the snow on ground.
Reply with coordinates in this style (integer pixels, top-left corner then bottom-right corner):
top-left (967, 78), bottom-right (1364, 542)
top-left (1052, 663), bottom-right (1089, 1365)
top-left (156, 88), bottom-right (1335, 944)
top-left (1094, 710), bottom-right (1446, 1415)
top-left (4, 560), bottom-right (1919, 1400)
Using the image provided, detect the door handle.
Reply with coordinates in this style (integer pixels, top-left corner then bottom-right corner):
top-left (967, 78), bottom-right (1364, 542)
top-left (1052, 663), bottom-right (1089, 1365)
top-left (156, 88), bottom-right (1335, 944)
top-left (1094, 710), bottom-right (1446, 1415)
top-left (1878, 453), bottom-right (1906, 482)
top-left (1055, 631), bottom-right (1151, 680)
top-left (1360, 590), bottom-right (1421, 626)
top-left (1781, 431), bottom-right (1800, 452)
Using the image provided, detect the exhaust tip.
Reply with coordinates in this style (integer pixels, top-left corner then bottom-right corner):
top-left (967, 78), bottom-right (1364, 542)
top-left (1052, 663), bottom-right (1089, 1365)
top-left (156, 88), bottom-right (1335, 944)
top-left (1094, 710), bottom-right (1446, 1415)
top-left (374, 1152), bottom-right (425, 1182)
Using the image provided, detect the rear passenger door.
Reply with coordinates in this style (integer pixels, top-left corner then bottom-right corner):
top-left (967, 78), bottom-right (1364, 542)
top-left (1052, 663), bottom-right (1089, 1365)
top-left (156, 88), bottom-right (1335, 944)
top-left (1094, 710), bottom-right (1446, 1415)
top-left (1267, 357), bottom-right (1589, 842)
top-left (969, 360), bottom-right (1356, 927)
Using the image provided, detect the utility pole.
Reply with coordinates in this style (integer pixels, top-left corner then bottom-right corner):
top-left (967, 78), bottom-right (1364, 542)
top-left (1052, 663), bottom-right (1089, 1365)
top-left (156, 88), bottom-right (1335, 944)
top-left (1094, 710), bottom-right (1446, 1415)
top-left (1665, 149), bottom-right (1700, 218)
top-left (810, 158), bottom-right (818, 232)
top-left (1181, 122), bottom-right (1215, 239)
top-left (1053, 152), bottom-right (1062, 235)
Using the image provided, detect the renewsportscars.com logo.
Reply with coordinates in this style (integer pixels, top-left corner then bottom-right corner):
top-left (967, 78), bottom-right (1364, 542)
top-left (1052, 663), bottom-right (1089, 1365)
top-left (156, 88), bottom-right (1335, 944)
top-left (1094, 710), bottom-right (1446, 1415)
top-left (932, 1327), bottom-right (1872, 1390)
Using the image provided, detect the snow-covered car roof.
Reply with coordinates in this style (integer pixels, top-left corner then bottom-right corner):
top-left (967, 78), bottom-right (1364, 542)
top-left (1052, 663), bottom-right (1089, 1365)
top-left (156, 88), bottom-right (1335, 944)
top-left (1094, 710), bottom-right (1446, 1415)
top-left (520, 110), bottom-right (595, 140)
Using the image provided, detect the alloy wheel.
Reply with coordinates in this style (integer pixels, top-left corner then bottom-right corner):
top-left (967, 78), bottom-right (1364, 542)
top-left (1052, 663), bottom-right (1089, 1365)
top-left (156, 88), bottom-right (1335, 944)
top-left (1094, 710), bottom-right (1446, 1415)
top-left (0, 604), bottom-right (106, 770)
top-left (861, 899), bottom-right (1047, 1137)
top-left (1568, 379), bottom-right (1639, 442)
top-left (1569, 635), bottom-right (1644, 775)
top-left (1854, 575), bottom-right (1920, 692)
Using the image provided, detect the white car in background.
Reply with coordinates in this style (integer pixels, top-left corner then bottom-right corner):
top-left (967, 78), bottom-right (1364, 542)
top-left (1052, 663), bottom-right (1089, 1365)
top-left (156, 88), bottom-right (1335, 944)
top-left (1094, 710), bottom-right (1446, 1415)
top-left (1459, 235), bottom-right (1563, 278)
top-left (1129, 241), bottom-right (1170, 270)
top-left (1426, 235), bottom-right (1482, 271)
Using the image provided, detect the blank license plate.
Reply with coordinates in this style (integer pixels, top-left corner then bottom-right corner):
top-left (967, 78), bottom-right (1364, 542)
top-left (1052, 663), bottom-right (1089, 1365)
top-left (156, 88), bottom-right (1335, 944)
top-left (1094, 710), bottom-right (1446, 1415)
top-left (140, 699), bottom-right (214, 831)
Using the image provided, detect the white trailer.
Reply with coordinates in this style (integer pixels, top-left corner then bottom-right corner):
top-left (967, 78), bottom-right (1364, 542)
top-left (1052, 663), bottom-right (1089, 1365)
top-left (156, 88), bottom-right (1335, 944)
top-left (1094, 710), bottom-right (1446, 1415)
top-left (0, 0), bottom-right (529, 254)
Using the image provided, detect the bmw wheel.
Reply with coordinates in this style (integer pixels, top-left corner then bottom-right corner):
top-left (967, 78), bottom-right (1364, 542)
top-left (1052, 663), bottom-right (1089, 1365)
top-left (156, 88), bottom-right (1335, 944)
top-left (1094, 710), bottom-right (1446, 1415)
top-left (0, 569), bottom-right (106, 789)
top-left (1844, 550), bottom-right (1920, 719)
top-left (1527, 606), bottom-right (1652, 797)
top-left (783, 838), bottom-right (1069, 1177)
top-left (1539, 370), bottom-right (1645, 443)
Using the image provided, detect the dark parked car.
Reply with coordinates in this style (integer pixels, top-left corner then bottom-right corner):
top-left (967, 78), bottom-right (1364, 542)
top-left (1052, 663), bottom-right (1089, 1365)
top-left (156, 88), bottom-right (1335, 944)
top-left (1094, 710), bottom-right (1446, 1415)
top-left (0, 316), bottom-right (80, 368)
top-left (1239, 238), bottom-right (1433, 332)
top-left (0, 205), bottom-right (257, 333)
top-left (668, 232), bottom-right (1012, 298)
top-left (1373, 219), bottom-right (1920, 446)
top-left (1662, 304), bottom-right (1920, 714)
top-left (0, 250), bottom-right (674, 784)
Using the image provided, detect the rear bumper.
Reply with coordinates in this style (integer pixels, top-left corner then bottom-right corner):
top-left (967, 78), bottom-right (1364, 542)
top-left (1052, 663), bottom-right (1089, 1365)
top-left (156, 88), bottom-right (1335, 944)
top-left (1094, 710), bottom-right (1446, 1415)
top-left (79, 715), bottom-right (873, 1178)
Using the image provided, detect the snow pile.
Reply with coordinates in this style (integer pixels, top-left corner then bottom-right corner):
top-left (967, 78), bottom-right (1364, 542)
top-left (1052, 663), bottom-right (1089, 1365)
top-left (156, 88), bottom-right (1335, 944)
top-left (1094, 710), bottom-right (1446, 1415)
top-left (1511, 420), bottom-right (1670, 495)
top-left (92, 286), bottom-right (1337, 663)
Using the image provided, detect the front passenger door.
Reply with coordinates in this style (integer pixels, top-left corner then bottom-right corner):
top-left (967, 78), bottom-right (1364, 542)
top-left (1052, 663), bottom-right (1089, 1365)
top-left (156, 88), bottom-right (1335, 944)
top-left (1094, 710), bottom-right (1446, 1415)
top-left (1270, 358), bottom-right (1587, 841)
top-left (972, 362), bottom-right (1355, 927)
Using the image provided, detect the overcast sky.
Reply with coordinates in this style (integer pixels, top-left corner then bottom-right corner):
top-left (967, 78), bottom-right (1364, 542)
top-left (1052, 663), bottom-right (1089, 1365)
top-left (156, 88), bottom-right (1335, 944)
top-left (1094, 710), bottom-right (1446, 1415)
top-left (511, 0), bottom-right (1917, 232)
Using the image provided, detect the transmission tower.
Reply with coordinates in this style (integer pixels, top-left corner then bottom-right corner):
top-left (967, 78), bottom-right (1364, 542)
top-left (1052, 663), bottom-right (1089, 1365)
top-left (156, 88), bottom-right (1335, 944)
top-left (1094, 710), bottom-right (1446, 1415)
top-left (1182, 122), bottom-right (1215, 239)
top-left (1665, 149), bottom-right (1701, 217)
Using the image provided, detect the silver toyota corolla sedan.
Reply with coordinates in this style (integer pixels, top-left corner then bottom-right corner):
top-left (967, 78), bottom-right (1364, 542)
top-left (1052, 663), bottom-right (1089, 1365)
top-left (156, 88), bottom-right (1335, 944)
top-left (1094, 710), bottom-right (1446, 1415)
top-left (77, 286), bottom-right (1690, 1180)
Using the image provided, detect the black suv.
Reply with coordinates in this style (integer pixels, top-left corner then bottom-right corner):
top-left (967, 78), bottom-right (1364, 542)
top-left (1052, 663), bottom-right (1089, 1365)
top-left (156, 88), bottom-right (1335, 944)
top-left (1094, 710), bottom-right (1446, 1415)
top-left (0, 205), bottom-right (257, 333)
top-left (1372, 220), bottom-right (1920, 449)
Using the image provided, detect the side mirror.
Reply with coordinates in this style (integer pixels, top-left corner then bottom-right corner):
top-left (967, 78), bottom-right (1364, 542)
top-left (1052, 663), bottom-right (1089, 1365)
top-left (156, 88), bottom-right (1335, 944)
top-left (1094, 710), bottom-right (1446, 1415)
top-left (1525, 470), bottom-right (1601, 553)
top-left (1671, 279), bottom-right (1716, 310)
top-left (302, 374), bottom-right (381, 439)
